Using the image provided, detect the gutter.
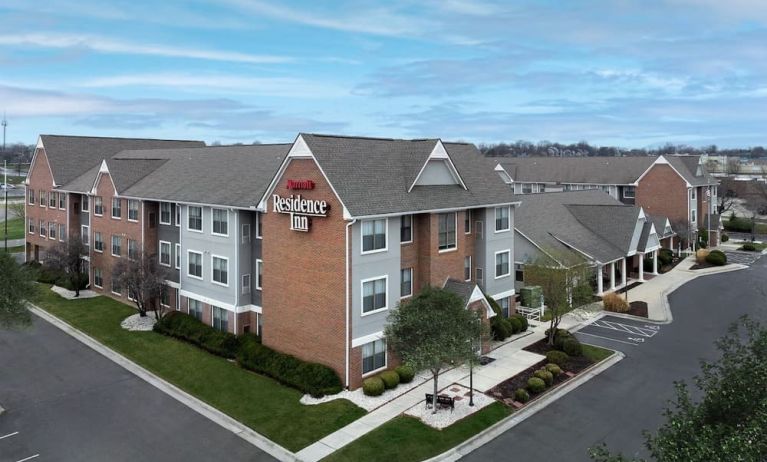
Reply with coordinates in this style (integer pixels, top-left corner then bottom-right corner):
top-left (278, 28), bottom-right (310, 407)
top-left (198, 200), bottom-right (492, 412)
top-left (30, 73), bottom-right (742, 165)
top-left (345, 218), bottom-right (357, 388)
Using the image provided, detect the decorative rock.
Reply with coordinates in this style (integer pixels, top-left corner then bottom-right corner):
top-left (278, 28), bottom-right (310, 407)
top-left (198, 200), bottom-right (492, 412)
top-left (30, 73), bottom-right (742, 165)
top-left (120, 313), bottom-right (157, 331)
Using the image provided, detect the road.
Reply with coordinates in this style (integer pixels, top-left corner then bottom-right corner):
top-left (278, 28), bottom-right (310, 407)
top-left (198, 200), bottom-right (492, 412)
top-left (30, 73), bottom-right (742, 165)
top-left (0, 315), bottom-right (275, 462)
top-left (463, 254), bottom-right (766, 461)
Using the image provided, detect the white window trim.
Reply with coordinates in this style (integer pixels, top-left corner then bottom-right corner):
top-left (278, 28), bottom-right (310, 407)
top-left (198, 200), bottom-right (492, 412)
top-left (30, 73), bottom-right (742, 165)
top-left (465, 255), bottom-right (472, 282)
top-left (159, 202), bottom-right (172, 225)
top-left (175, 203), bottom-right (181, 227)
top-left (256, 259), bottom-right (263, 290)
top-left (28, 219), bottom-right (33, 234)
top-left (59, 223), bottom-right (65, 242)
top-left (28, 190), bottom-right (34, 205)
top-left (464, 210), bottom-right (472, 234)
top-left (494, 249), bottom-right (511, 279)
top-left (361, 275), bottom-right (388, 317)
top-left (494, 206), bottom-right (511, 233)
top-left (400, 215), bottom-right (413, 245)
top-left (111, 197), bottom-right (122, 220)
top-left (94, 197), bottom-right (103, 216)
top-left (127, 200), bottom-right (139, 222)
top-left (81, 225), bottom-right (89, 246)
top-left (476, 267), bottom-right (484, 281)
top-left (187, 206), bottom-right (203, 233)
top-left (242, 223), bottom-right (251, 244)
top-left (256, 213), bottom-right (263, 239)
top-left (174, 243), bottom-right (181, 269)
top-left (93, 269), bottom-right (103, 289)
top-left (361, 218), bottom-right (389, 255)
top-left (40, 220), bottom-right (46, 238)
top-left (623, 186), bottom-right (636, 199)
top-left (159, 240), bottom-right (172, 267)
top-left (160, 287), bottom-right (170, 308)
top-left (211, 208), bottom-right (229, 237)
top-left (242, 273), bottom-right (251, 295)
top-left (59, 192), bottom-right (66, 210)
top-left (437, 212), bottom-right (458, 253)
top-left (111, 235), bottom-right (121, 257)
top-left (400, 268), bottom-right (413, 299)
top-left (211, 254), bottom-right (229, 287)
top-left (93, 232), bottom-right (103, 253)
top-left (361, 339), bottom-right (388, 377)
top-left (187, 250), bottom-right (203, 280)
top-left (81, 196), bottom-right (89, 213)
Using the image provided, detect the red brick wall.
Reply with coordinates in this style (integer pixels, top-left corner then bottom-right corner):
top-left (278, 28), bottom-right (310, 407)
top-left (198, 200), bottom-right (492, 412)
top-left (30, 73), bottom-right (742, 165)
top-left (416, 211), bottom-right (474, 289)
top-left (636, 165), bottom-right (689, 225)
top-left (25, 148), bottom-right (67, 260)
top-left (261, 159), bottom-right (348, 384)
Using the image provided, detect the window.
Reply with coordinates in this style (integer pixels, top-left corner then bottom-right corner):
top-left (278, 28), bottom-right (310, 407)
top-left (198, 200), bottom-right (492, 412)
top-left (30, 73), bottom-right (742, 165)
top-left (159, 241), bottom-right (171, 266)
top-left (111, 270), bottom-right (122, 295)
top-left (59, 192), bottom-right (66, 209)
top-left (93, 268), bottom-right (103, 288)
top-left (28, 218), bottom-right (34, 234)
top-left (59, 223), bottom-right (66, 241)
top-left (476, 267), bottom-right (483, 282)
top-left (94, 196), bottom-right (103, 215)
top-left (128, 200), bottom-right (139, 221)
top-left (400, 215), bottom-right (413, 243)
top-left (160, 286), bottom-right (170, 307)
top-left (188, 251), bottom-right (203, 279)
top-left (515, 263), bottom-right (524, 282)
top-left (212, 208), bottom-right (228, 236)
top-left (212, 306), bottom-right (228, 332)
top-left (623, 186), bottom-right (636, 199)
top-left (175, 204), bottom-right (181, 226)
top-left (499, 297), bottom-right (510, 317)
top-left (691, 210), bottom-right (697, 223)
top-left (127, 239), bottom-right (138, 260)
top-left (188, 299), bottom-right (203, 320)
top-left (81, 195), bottom-right (89, 212)
top-left (212, 256), bottom-right (228, 286)
top-left (242, 274), bottom-right (251, 294)
top-left (362, 276), bottom-right (387, 314)
top-left (48, 222), bottom-right (56, 240)
top-left (362, 339), bottom-right (386, 374)
top-left (362, 219), bottom-right (387, 253)
top-left (464, 256), bottom-right (472, 281)
top-left (40, 220), bottom-right (46, 237)
top-left (256, 259), bottom-right (263, 290)
top-left (49, 191), bottom-right (57, 208)
top-left (160, 203), bottom-right (172, 225)
top-left (522, 183), bottom-right (533, 194)
top-left (28, 188), bottom-right (34, 205)
top-left (438, 213), bottom-right (457, 251)
top-left (256, 213), bottom-right (263, 239)
top-left (464, 210), bottom-right (471, 234)
top-left (475, 220), bottom-right (483, 239)
top-left (112, 198), bottom-right (122, 218)
top-left (175, 243), bottom-right (180, 269)
top-left (39, 191), bottom-right (46, 207)
top-left (111, 235), bottom-right (121, 256)
top-left (495, 250), bottom-right (510, 278)
top-left (691, 188), bottom-right (696, 200)
top-left (400, 268), bottom-right (412, 298)
top-left (188, 206), bottom-right (202, 231)
top-left (81, 225), bottom-right (89, 246)
top-left (495, 206), bottom-right (510, 232)
top-left (242, 223), bottom-right (251, 244)
top-left (93, 232), bottom-right (103, 252)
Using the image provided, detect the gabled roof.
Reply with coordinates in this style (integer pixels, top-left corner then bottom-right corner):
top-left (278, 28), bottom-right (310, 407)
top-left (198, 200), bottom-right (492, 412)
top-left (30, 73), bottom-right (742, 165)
top-left (649, 215), bottom-right (676, 239)
top-left (299, 133), bottom-right (518, 218)
top-left (39, 135), bottom-right (204, 187)
top-left (566, 204), bottom-right (642, 254)
top-left (638, 222), bottom-right (661, 252)
top-left (442, 279), bottom-right (495, 319)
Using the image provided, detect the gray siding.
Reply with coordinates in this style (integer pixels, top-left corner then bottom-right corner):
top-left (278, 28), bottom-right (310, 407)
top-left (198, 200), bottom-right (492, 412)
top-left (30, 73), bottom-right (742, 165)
top-left (78, 193), bottom-right (89, 226)
top-left (480, 206), bottom-right (516, 299)
top-left (158, 202), bottom-right (180, 283)
top-left (415, 160), bottom-right (457, 186)
top-left (236, 210), bottom-right (262, 307)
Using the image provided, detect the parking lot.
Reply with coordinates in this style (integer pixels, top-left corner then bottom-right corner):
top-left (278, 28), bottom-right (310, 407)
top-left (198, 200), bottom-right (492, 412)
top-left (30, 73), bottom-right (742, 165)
top-left (722, 250), bottom-right (763, 266)
top-left (0, 430), bottom-right (39, 462)
top-left (575, 315), bottom-right (661, 347)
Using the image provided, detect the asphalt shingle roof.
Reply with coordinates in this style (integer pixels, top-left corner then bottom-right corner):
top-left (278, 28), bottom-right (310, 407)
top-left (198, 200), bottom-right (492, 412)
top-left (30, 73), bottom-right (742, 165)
top-left (566, 204), bottom-right (641, 254)
top-left (443, 279), bottom-right (476, 307)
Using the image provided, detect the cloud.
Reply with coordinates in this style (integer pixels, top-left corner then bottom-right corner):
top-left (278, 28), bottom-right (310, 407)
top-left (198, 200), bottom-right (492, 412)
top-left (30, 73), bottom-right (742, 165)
top-left (0, 33), bottom-right (292, 64)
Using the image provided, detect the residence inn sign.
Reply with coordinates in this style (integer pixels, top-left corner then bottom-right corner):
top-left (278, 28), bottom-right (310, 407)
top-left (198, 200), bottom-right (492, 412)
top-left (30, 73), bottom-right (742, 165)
top-left (272, 179), bottom-right (329, 232)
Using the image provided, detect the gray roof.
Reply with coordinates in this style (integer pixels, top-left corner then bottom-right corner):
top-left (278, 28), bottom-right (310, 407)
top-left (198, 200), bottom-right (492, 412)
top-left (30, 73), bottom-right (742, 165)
top-left (442, 279), bottom-right (475, 307)
top-left (301, 134), bottom-right (518, 217)
top-left (566, 204), bottom-right (641, 254)
top-left (665, 155), bottom-right (717, 186)
top-left (40, 135), bottom-right (204, 187)
top-left (649, 215), bottom-right (676, 238)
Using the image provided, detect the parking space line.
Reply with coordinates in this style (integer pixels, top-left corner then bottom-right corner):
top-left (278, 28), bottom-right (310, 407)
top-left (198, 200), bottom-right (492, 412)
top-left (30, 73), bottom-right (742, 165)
top-left (576, 331), bottom-right (640, 346)
top-left (0, 431), bottom-right (20, 440)
top-left (16, 455), bottom-right (40, 462)
top-left (591, 320), bottom-right (658, 338)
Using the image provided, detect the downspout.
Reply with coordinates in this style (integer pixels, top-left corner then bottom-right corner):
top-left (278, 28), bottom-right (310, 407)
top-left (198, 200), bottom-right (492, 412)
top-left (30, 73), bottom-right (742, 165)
top-left (234, 209), bottom-right (239, 335)
top-left (345, 218), bottom-right (357, 389)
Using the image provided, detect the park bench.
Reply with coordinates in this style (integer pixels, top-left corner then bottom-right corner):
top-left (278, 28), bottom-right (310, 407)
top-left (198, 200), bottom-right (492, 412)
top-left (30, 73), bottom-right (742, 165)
top-left (424, 393), bottom-right (454, 412)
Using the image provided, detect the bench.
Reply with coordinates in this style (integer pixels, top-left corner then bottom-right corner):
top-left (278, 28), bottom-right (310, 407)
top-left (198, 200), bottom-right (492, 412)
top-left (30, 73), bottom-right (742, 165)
top-left (424, 393), bottom-right (455, 412)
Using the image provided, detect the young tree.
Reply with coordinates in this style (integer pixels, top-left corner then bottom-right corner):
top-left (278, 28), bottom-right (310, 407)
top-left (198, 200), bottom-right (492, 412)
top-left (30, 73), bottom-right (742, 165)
top-left (0, 251), bottom-right (36, 329)
top-left (46, 236), bottom-right (88, 297)
top-left (113, 250), bottom-right (168, 319)
top-left (385, 286), bottom-right (485, 413)
top-left (590, 317), bottom-right (767, 462)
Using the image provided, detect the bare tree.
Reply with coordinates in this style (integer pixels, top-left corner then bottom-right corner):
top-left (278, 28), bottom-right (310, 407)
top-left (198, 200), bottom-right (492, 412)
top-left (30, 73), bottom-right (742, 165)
top-left (114, 250), bottom-right (169, 319)
top-left (718, 188), bottom-right (736, 215)
top-left (46, 236), bottom-right (88, 297)
top-left (726, 158), bottom-right (742, 176)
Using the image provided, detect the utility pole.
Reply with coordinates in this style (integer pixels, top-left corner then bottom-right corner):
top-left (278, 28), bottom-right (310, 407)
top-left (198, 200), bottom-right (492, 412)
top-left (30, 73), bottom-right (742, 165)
top-left (1, 112), bottom-right (6, 154)
top-left (4, 159), bottom-right (7, 252)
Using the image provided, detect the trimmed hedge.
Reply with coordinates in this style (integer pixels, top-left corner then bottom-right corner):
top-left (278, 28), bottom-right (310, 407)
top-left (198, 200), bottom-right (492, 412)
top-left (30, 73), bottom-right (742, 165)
top-left (546, 350), bottom-right (569, 367)
top-left (527, 377), bottom-right (546, 394)
top-left (741, 243), bottom-right (757, 252)
top-left (545, 363), bottom-right (562, 376)
top-left (508, 316), bottom-right (523, 334)
top-left (379, 370), bottom-right (400, 389)
top-left (514, 388), bottom-right (530, 403)
top-left (705, 250), bottom-right (727, 266)
top-left (513, 314), bottom-right (529, 332)
top-left (362, 377), bottom-right (385, 397)
top-left (721, 233), bottom-right (729, 243)
top-left (154, 311), bottom-right (240, 358)
top-left (659, 248), bottom-right (673, 266)
top-left (534, 369), bottom-right (554, 386)
top-left (395, 365), bottom-right (415, 383)
top-left (562, 337), bottom-right (583, 357)
top-left (491, 316), bottom-right (513, 340)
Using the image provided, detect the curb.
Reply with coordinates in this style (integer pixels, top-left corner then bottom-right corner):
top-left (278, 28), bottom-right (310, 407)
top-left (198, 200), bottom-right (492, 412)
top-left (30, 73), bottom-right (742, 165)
top-left (424, 350), bottom-right (625, 462)
top-left (29, 305), bottom-right (299, 462)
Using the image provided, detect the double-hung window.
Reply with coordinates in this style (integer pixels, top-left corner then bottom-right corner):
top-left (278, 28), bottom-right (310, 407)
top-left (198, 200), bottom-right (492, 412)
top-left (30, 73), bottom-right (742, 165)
top-left (48, 222), bottom-right (56, 240)
top-left (499, 297), bottom-right (510, 317)
top-left (624, 186), bottom-right (636, 199)
top-left (159, 241), bottom-right (171, 266)
top-left (40, 220), bottom-right (46, 237)
top-left (495, 206), bottom-right (510, 232)
top-left (362, 339), bottom-right (386, 374)
top-left (256, 213), bottom-right (263, 238)
top-left (111, 235), bottom-right (121, 256)
top-left (59, 223), bottom-right (66, 241)
top-left (111, 270), bottom-right (122, 295)
top-left (128, 200), bottom-right (139, 221)
top-left (112, 198), bottom-right (122, 219)
top-left (188, 251), bottom-right (203, 279)
top-left (212, 306), bottom-right (228, 332)
top-left (28, 189), bottom-right (34, 205)
top-left (400, 268), bottom-right (412, 297)
top-left (212, 256), bottom-right (228, 286)
top-left (464, 256), bottom-right (472, 281)
top-left (438, 212), bottom-right (456, 251)
top-left (495, 250), bottom-right (511, 278)
top-left (362, 219), bottom-right (387, 253)
top-left (464, 210), bottom-right (471, 234)
top-left (175, 204), bottom-right (181, 226)
top-left (39, 191), bottom-right (46, 207)
top-left (59, 192), bottom-right (66, 209)
top-left (400, 215), bottom-right (413, 243)
top-left (127, 239), bottom-right (138, 260)
top-left (188, 299), bottom-right (203, 320)
top-left (160, 203), bottom-right (172, 225)
top-left (174, 243), bottom-right (180, 269)
top-left (94, 196), bottom-right (103, 215)
top-left (242, 223), bottom-right (251, 244)
top-left (81, 225), bottom-right (89, 246)
top-left (93, 268), bottom-right (103, 288)
top-left (212, 208), bottom-right (228, 236)
top-left (94, 232), bottom-right (104, 252)
top-left (49, 191), bottom-right (57, 208)
top-left (160, 286), bottom-right (170, 307)
top-left (362, 277), bottom-right (387, 314)
top-left (28, 218), bottom-right (34, 234)
top-left (256, 259), bottom-right (263, 290)
top-left (188, 206), bottom-right (202, 231)
top-left (81, 195), bottom-right (89, 212)
top-left (242, 274), bottom-right (251, 295)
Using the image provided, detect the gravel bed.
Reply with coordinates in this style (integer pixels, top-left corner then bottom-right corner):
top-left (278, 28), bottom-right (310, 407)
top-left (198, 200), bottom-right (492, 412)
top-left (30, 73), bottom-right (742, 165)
top-left (301, 370), bottom-right (432, 411)
top-left (120, 313), bottom-right (157, 331)
top-left (404, 383), bottom-right (494, 429)
top-left (51, 285), bottom-right (100, 300)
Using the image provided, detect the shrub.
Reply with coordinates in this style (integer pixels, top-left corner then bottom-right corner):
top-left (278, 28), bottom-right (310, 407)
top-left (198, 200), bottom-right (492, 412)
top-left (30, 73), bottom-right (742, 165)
top-left (603, 292), bottom-right (629, 313)
top-left (491, 316), bottom-right (512, 340)
top-left (696, 249), bottom-right (710, 263)
top-left (514, 388), bottom-right (530, 403)
top-left (362, 377), bottom-right (385, 396)
top-left (562, 337), bottom-right (583, 357)
top-left (236, 335), bottom-right (342, 397)
top-left (513, 314), bottom-right (529, 332)
top-left (534, 368), bottom-right (554, 386)
top-left (379, 370), bottom-right (400, 389)
top-left (659, 248), bottom-right (673, 266)
top-left (721, 233), bottom-right (729, 243)
top-left (741, 243), bottom-right (757, 252)
top-left (395, 365), bottom-right (415, 383)
top-left (546, 350), bottom-right (569, 366)
top-left (154, 312), bottom-right (241, 358)
top-left (705, 250), bottom-right (727, 266)
top-left (508, 316), bottom-right (523, 334)
top-left (527, 377), bottom-right (546, 394)
top-left (545, 363), bottom-right (563, 376)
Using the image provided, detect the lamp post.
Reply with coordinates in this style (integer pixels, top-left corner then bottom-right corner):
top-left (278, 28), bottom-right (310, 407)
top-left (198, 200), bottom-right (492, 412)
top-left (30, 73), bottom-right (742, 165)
top-left (469, 317), bottom-right (482, 407)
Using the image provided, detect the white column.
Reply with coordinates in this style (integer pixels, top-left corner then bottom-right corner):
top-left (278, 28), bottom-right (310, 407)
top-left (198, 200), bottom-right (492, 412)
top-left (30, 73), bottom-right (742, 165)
top-left (609, 261), bottom-right (616, 290)
top-left (653, 250), bottom-right (659, 275)
top-left (597, 264), bottom-right (604, 294)
top-left (621, 258), bottom-right (627, 288)
top-left (638, 253), bottom-right (644, 281)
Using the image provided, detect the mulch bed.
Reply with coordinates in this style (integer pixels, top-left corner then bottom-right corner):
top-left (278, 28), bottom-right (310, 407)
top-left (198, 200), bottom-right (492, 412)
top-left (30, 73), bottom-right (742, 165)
top-left (690, 262), bottom-right (716, 270)
top-left (626, 301), bottom-right (648, 317)
top-left (614, 281), bottom-right (642, 294)
top-left (522, 338), bottom-right (593, 373)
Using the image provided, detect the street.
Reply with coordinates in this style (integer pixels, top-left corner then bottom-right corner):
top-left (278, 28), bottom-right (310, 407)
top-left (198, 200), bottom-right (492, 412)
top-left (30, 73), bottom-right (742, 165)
top-left (0, 315), bottom-right (275, 462)
top-left (463, 254), bottom-right (766, 461)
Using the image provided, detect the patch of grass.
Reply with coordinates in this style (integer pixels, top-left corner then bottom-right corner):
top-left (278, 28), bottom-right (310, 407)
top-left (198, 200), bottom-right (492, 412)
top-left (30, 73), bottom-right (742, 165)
top-left (581, 344), bottom-right (614, 363)
top-left (33, 285), bottom-right (365, 451)
top-left (736, 241), bottom-right (767, 251)
top-left (2, 244), bottom-right (24, 253)
top-left (1, 217), bottom-right (24, 240)
top-left (323, 402), bottom-right (510, 462)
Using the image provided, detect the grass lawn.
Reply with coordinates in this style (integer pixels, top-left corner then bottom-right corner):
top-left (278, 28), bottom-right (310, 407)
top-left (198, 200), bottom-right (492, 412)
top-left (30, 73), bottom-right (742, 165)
top-left (2, 217), bottom-right (24, 240)
top-left (581, 343), bottom-right (614, 363)
top-left (323, 402), bottom-right (511, 462)
top-left (736, 241), bottom-right (767, 251)
top-left (3, 244), bottom-right (24, 253)
top-left (33, 285), bottom-right (365, 452)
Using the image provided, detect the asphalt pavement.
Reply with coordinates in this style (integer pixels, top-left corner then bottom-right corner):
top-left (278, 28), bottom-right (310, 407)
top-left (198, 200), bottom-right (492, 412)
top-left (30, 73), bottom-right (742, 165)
top-left (0, 315), bottom-right (276, 462)
top-left (462, 253), bottom-right (766, 461)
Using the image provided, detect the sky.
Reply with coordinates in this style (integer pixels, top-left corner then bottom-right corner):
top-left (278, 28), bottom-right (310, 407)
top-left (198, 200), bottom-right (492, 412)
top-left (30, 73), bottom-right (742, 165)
top-left (1, 0), bottom-right (766, 148)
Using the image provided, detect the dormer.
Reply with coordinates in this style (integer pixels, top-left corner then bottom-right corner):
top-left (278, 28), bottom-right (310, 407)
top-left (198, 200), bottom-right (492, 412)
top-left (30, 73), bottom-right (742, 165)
top-left (408, 141), bottom-right (467, 191)
top-left (494, 164), bottom-right (513, 184)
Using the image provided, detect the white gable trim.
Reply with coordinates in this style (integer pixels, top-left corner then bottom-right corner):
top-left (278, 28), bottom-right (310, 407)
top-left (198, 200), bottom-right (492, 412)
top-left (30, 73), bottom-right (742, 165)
top-left (90, 160), bottom-right (118, 196)
top-left (515, 228), bottom-right (566, 267)
top-left (408, 140), bottom-right (467, 192)
top-left (634, 155), bottom-right (692, 188)
top-left (494, 163), bottom-right (513, 184)
top-left (643, 223), bottom-right (661, 252)
top-left (26, 136), bottom-right (57, 187)
top-left (469, 285), bottom-right (497, 318)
